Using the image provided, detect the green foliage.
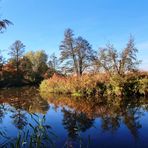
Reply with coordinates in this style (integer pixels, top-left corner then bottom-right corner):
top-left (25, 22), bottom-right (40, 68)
top-left (0, 49), bottom-right (50, 86)
top-left (139, 77), bottom-right (148, 96)
top-left (23, 50), bottom-right (48, 83)
top-left (107, 75), bottom-right (125, 96)
top-left (106, 72), bottom-right (148, 97)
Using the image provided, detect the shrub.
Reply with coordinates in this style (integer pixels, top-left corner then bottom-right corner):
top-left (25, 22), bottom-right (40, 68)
top-left (107, 75), bottom-right (125, 96)
top-left (40, 72), bottom-right (148, 97)
top-left (40, 73), bottom-right (109, 96)
top-left (139, 77), bottom-right (148, 96)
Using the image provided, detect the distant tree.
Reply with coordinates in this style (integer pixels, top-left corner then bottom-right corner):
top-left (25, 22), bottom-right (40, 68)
top-left (60, 28), bottom-right (95, 76)
top-left (45, 53), bottom-right (60, 78)
top-left (24, 50), bottom-right (48, 82)
top-left (9, 40), bottom-right (25, 79)
top-left (48, 53), bottom-right (59, 71)
top-left (96, 36), bottom-right (140, 76)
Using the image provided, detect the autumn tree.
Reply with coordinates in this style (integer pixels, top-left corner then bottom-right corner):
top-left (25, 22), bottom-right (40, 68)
top-left (9, 40), bottom-right (25, 79)
top-left (96, 36), bottom-right (140, 77)
top-left (60, 28), bottom-right (95, 76)
top-left (119, 36), bottom-right (140, 75)
top-left (24, 50), bottom-right (48, 82)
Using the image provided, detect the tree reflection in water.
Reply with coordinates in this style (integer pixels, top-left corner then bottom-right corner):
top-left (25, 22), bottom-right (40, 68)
top-left (123, 107), bottom-right (143, 140)
top-left (0, 87), bottom-right (50, 146)
top-left (10, 108), bottom-right (27, 130)
top-left (44, 94), bottom-right (148, 142)
top-left (0, 104), bottom-right (7, 123)
top-left (62, 108), bottom-right (94, 147)
top-left (0, 87), bottom-right (147, 147)
top-left (0, 87), bottom-right (49, 114)
top-left (100, 97), bottom-right (145, 140)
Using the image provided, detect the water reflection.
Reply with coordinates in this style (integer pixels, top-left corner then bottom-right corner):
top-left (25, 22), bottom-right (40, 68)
top-left (10, 108), bottom-right (27, 130)
top-left (0, 87), bottom-right (49, 114)
top-left (0, 104), bottom-right (7, 123)
top-left (0, 87), bottom-right (148, 147)
top-left (62, 108), bottom-right (94, 138)
top-left (43, 94), bottom-right (148, 141)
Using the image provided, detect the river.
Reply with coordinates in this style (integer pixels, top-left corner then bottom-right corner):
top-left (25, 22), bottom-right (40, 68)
top-left (0, 87), bottom-right (148, 148)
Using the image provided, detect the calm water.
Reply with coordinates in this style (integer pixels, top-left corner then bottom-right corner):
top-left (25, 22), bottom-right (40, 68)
top-left (0, 87), bottom-right (148, 148)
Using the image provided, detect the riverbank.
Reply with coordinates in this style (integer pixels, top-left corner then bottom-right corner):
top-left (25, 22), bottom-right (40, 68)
top-left (40, 72), bottom-right (148, 98)
top-left (0, 79), bottom-right (40, 88)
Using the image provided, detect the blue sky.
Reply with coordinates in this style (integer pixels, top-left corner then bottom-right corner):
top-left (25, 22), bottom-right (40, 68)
top-left (0, 0), bottom-right (148, 70)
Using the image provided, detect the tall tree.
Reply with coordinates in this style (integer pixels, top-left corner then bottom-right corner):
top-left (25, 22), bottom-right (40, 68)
top-left (9, 40), bottom-right (25, 78)
top-left (75, 36), bottom-right (95, 75)
top-left (60, 28), bottom-right (78, 75)
top-left (96, 36), bottom-right (140, 76)
top-left (60, 28), bottom-right (95, 76)
top-left (119, 36), bottom-right (140, 75)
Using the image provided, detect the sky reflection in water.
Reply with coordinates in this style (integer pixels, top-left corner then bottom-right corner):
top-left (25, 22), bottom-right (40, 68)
top-left (0, 87), bottom-right (148, 148)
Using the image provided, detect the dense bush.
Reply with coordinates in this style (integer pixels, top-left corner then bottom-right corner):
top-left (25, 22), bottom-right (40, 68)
top-left (40, 72), bottom-right (148, 97)
top-left (138, 77), bottom-right (148, 96)
top-left (106, 72), bottom-right (148, 97)
top-left (40, 73), bottom-right (109, 96)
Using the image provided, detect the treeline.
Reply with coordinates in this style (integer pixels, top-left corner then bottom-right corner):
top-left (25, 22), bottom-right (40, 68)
top-left (0, 40), bottom-right (53, 87)
top-left (0, 18), bottom-right (58, 87)
top-left (59, 29), bottom-right (142, 76)
top-left (0, 28), bottom-right (148, 95)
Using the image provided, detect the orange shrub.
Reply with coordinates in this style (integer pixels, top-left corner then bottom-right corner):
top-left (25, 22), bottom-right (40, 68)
top-left (40, 73), bottom-right (109, 96)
